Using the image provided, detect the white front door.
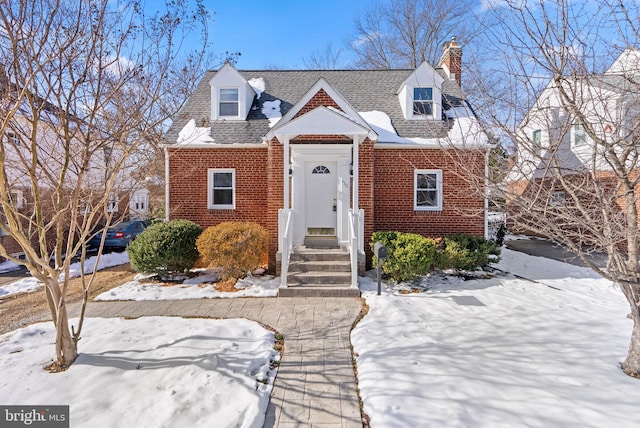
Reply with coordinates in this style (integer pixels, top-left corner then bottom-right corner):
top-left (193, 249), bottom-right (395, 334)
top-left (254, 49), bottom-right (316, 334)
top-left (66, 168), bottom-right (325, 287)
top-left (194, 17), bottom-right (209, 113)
top-left (305, 161), bottom-right (337, 235)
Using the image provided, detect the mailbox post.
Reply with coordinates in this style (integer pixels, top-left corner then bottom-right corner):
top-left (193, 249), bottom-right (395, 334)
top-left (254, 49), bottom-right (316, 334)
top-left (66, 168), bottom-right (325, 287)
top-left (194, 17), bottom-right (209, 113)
top-left (374, 241), bottom-right (388, 296)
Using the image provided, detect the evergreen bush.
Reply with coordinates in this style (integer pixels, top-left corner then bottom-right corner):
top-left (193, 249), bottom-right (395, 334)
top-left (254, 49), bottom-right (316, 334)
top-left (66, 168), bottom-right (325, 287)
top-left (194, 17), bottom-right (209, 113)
top-left (127, 219), bottom-right (202, 277)
top-left (196, 222), bottom-right (268, 278)
top-left (371, 231), bottom-right (437, 282)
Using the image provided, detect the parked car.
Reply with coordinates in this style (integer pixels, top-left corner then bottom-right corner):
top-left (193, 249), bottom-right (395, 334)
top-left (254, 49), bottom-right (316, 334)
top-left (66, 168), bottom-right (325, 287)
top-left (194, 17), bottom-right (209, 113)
top-left (88, 220), bottom-right (150, 249)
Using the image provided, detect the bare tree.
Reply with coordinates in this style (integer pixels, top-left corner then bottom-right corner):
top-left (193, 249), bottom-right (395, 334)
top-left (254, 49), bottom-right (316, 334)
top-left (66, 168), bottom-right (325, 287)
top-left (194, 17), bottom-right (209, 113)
top-left (0, 0), bottom-right (209, 369)
top-left (349, 0), bottom-right (482, 69)
top-left (302, 43), bottom-right (343, 69)
top-left (471, 0), bottom-right (640, 377)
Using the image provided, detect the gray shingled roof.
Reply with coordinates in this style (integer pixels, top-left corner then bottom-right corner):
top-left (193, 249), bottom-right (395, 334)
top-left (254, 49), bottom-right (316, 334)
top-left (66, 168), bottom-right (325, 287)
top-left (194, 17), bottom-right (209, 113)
top-left (165, 68), bottom-right (468, 145)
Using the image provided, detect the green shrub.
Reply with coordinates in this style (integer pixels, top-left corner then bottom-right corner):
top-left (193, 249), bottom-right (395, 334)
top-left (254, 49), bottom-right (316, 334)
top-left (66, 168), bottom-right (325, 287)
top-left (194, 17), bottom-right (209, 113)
top-left (438, 234), bottom-right (501, 270)
top-left (371, 231), bottom-right (438, 282)
top-left (127, 220), bottom-right (202, 277)
top-left (196, 222), bottom-right (268, 279)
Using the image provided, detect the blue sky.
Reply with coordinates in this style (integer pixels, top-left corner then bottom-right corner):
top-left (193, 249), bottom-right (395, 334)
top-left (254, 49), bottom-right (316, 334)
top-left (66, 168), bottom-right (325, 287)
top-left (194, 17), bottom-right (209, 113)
top-left (202, 0), bottom-right (375, 69)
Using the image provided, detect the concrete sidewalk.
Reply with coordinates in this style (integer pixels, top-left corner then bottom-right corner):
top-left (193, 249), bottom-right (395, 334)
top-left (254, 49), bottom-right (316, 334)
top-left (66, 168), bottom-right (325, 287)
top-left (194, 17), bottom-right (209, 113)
top-left (506, 237), bottom-right (607, 268)
top-left (72, 297), bottom-right (364, 428)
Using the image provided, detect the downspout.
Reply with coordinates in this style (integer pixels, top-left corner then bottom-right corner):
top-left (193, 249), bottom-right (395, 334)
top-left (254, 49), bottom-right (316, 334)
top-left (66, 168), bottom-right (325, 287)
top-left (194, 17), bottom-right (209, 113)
top-left (484, 146), bottom-right (490, 239)
top-left (164, 146), bottom-right (170, 222)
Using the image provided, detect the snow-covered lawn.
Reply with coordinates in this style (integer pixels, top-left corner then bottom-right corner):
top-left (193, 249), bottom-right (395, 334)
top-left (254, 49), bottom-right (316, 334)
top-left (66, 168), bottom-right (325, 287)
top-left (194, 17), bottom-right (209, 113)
top-left (354, 248), bottom-right (639, 427)
top-left (94, 270), bottom-right (279, 300)
top-left (0, 252), bottom-right (130, 299)
top-left (0, 317), bottom-right (278, 428)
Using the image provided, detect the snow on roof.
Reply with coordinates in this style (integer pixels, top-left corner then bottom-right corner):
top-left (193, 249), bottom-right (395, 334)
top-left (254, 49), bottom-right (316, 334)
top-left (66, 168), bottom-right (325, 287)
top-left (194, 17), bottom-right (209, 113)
top-left (248, 77), bottom-right (265, 99)
top-left (262, 100), bottom-right (282, 127)
top-left (360, 109), bottom-right (488, 147)
top-left (176, 119), bottom-right (214, 145)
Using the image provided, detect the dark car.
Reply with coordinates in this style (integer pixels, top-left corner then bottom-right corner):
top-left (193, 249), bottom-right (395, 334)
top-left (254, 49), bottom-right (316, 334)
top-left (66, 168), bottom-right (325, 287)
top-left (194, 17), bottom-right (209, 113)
top-left (88, 220), bottom-right (150, 249)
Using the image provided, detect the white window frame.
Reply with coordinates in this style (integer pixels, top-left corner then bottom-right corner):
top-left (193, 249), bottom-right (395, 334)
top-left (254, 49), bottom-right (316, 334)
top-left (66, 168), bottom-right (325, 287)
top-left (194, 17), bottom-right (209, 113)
top-left (107, 195), bottom-right (119, 213)
top-left (208, 168), bottom-right (236, 210)
top-left (218, 87), bottom-right (239, 118)
top-left (130, 191), bottom-right (149, 214)
top-left (414, 169), bottom-right (443, 211)
top-left (532, 129), bottom-right (542, 155)
top-left (10, 190), bottom-right (23, 209)
top-left (412, 87), bottom-right (434, 118)
top-left (6, 131), bottom-right (20, 145)
top-left (572, 123), bottom-right (586, 147)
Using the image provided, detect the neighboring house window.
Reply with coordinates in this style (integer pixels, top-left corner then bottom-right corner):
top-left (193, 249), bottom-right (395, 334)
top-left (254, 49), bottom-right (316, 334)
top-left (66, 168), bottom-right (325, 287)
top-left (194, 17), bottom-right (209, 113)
top-left (107, 195), bottom-right (119, 213)
top-left (412, 87), bottom-right (433, 116)
top-left (131, 191), bottom-right (149, 214)
top-left (532, 129), bottom-right (542, 155)
top-left (414, 170), bottom-right (442, 211)
top-left (79, 201), bottom-right (91, 215)
top-left (573, 123), bottom-right (586, 146)
top-left (549, 191), bottom-right (566, 207)
top-left (5, 132), bottom-right (20, 145)
top-left (208, 169), bottom-right (235, 209)
top-left (10, 190), bottom-right (23, 209)
top-left (219, 88), bottom-right (239, 117)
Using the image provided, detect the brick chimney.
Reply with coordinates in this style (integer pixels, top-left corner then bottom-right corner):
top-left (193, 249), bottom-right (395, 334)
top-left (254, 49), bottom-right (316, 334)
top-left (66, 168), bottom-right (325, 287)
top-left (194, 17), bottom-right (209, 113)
top-left (438, 36), bottom-right (463, 87)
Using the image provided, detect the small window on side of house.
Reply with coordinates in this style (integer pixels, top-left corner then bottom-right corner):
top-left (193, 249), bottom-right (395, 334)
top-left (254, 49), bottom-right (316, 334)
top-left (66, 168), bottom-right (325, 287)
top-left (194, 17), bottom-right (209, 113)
top-left (414, 169), bottom-right (442, 211)
top-left (107, 196), bottom-right (119, 213)
top-left (10, 190), bottom-right (23, 209)
top-left (208, 169), bottom-right (235, 209)
top-left (573, 123), bottom-right (586, 146)
top-left (219, 88), bottom-right (239, 117)
top-left (412, 87), bottom-right (433, 116)
top-left (532, 129), bottom-right (542, 155)
top-left (549, 191), bottom-right (566, 207)
top-left (6, 132), bottom-right (20, 145)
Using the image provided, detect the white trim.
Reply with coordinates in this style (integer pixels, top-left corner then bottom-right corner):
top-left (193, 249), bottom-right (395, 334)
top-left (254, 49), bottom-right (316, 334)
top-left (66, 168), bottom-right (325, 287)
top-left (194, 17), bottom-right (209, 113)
top-left (414, 169), bottom-right (443, 211)
top-left (273, 106), bottom-right (374, 141)
top-left (410, 86), bottom-right (435, 119)
top-left (218, 87), bottom-right (240, 118)
top-left (207, 168), bottom-right (236, 210)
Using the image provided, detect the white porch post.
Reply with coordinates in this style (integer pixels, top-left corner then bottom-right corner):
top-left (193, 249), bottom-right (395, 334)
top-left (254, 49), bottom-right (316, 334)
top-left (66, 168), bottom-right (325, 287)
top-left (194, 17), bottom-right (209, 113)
top-left (283, 136), bottom-right (290, 210)
top-left (352, 135), bottom-right (360, 212)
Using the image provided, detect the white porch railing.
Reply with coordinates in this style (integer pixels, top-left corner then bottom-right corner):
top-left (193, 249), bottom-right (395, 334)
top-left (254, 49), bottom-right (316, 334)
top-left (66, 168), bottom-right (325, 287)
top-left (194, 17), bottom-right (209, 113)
top-left (348, 208), bottom-right (365, 288)
top-left (278, 208), bottom-right (293, 288)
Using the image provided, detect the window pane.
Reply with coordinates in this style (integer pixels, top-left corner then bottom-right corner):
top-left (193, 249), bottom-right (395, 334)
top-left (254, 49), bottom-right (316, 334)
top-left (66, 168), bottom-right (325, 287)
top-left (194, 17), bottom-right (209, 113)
top-left (532, 130), bottom-right (541, 143)
top-left (413, 87), bottom-right (432, 101)
top-left (220, 88), bottom-right (238, 101)
top-left (214, 172), bottom-right (233, 187)
top-left (213, 189), bottom-right (233, 205)
top-left (413, 101), bottom-right (433, 115)
top-left (219, 102), bottom-right (238, 116)
top-left (417, 173), bottom-right (437, 190)
top-left (574, 123), bottom-right (585, 145)
top-left (417, 190), bottom-right (437, 206)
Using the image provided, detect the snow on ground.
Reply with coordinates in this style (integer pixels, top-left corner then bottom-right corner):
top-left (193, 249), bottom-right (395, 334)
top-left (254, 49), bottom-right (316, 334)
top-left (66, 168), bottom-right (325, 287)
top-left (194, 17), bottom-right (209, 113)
top-left (354, 248), bottom-right (638, 427)
top-left (0, 251), bottom-right (130, 299)
top-left (0, 317), bottom-right (278, 428)
top-left (94, 270), bottom-right (279, 301)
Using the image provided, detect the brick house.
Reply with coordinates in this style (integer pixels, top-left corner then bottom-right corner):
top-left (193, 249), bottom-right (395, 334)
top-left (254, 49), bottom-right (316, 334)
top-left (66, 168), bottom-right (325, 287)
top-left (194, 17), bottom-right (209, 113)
top-left (164, 39), bottom-right (490, 293)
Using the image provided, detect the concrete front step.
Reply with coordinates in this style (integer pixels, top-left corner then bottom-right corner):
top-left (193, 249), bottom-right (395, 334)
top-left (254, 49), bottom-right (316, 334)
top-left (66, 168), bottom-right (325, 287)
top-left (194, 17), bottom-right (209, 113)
top-left (288, 260), bottom-right (351, 272)
top-left (278, 286), bottom-right (361, 297)
top-left (288, 271), bottom-right (352, 285)
top-left (290, 250), bottom-right (350, 262)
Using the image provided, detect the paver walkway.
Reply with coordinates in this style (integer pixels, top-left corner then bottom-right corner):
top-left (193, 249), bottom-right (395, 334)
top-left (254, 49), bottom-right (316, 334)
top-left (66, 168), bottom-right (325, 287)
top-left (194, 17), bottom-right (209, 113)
top-left (73, 297), bottom-right (364, 427)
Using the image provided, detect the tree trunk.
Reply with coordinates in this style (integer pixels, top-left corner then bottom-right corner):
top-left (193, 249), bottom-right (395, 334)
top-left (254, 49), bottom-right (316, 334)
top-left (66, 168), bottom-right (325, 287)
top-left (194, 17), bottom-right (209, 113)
top-left (620, 282), bottom-right (640, 378)
top-left (45, 279), bottom-right (78, 369)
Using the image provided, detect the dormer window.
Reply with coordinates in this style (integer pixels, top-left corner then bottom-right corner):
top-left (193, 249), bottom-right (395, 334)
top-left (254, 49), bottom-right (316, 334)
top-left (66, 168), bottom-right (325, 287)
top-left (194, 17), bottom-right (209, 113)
top-left (413, 87), bottom-right (433, 116)
top-left (219, 88), bottom-right (239, 117)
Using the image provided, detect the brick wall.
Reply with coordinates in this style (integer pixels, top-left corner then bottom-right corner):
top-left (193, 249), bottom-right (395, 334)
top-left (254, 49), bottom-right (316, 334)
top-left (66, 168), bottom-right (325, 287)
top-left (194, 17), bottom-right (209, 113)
top-left (372, 148), bottom-right (485, 241)
top-left (294, 89), bottom-right (343, 118)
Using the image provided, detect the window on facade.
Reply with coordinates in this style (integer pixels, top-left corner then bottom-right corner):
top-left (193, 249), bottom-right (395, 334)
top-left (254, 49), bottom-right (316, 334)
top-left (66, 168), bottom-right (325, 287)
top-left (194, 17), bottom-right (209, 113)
top-left (532, 129), bottom-right (542, 155)
top-left (412, 87), bottom-right (433, 116)
top-left (208, 169), bottom-right (235, 209)
top-left (10, 190), bottom-right (23, 209)
top-left (107, 195), bottom-right (119, 213)
top-left (131, 192), bottom-right (148, 213)
top-left (549, 191), bottom-right (566, 207)
top-left (6, 131), bottom-right (20, 145)
top-left (573, 123), bottom-right (586, 146)
top-left (219, 88), bottom-right (239, 117)
top-left (414, 170), bottom-right (442, 211)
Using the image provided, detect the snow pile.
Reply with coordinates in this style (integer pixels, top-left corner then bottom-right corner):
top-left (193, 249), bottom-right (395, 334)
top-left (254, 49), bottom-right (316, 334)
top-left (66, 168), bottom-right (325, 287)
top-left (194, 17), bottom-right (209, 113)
top-left (0, 251), bottom-right (130, 299)
top-left (0, 317), bottom-right (278, 428)
top-left (176, 119), bottom-right (214, 145)
top-left (359, 109), bottom-right (488, 147)
top-left (262, 100), bottom-right (282, 127)
top-left (354, 249), bottom-right (638, 427)
top-left (248, 77), bottom-right (265, 99)
top-left (94, 270), bottom-right (279, 301)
